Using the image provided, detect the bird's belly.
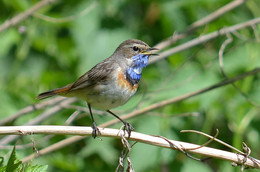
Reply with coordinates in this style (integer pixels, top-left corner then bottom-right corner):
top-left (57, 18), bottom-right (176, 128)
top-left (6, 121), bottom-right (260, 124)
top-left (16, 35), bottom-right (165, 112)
top-left (86, 82), bottom-right (137, 110)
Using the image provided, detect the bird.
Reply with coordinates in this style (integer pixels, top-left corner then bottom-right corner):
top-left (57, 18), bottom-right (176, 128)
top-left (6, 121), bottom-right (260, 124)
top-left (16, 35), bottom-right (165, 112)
top-left (37, 39), bottom-right (157, 138)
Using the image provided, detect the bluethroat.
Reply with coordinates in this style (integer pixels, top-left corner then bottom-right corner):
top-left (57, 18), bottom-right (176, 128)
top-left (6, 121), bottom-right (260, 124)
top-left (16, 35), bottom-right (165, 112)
top-left (37, 39), bottom-right (157, 138)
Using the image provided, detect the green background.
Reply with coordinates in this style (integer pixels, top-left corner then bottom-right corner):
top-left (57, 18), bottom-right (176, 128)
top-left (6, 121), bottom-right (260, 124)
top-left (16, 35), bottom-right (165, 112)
top-left (0, 0), bottom-right (260, 171)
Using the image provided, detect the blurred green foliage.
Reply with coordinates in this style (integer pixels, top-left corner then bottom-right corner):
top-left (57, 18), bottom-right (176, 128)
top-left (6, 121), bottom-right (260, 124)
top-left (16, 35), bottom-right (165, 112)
top-left (0, 147), bottom-right (48, 171)
top-left (0, 0), bottom-right (260, 171)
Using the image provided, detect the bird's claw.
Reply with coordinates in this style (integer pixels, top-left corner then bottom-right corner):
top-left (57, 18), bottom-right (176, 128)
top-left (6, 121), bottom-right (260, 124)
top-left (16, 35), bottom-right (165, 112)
top-left (124, 122), bottom-right (134, 138)
top-left (92, 122), bottom-right (101, 139)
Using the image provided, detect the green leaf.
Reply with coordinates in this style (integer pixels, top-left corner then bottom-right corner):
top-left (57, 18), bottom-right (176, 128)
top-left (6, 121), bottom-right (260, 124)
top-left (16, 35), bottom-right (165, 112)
top-left (6, 146), bottom-right (23, 172)
top-left (3, 147), bottom-right (48, 172)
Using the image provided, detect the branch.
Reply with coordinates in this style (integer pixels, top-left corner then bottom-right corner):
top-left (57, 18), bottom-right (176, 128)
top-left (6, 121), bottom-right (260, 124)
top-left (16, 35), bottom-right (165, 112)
top-left (101, 68), bottom-right (260, 127)
top-left (187, 0), bottom-right (247, 32)
top-left (0, 98), bottom-right (77, 145)
top-left (155, 0), bottom-right (247, 50)
top-left (0, 125), bottom-right (259, 169)
top-left (0, 97), bottom-right (67, 126)
top-left (218, 33), bottom-right (260, 107)
top-left (11, 68), bottom-right (260, 162)
top-left (33, 1), bottom-right (97, 23)
top-left (0, 0), bottom-right (57, 33)
top-left (151, 17), bottom-right (260, 64)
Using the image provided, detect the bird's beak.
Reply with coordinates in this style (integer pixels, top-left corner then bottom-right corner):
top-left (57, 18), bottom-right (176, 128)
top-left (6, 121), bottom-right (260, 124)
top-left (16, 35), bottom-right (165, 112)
top-left (141, 47), bottom-right (159, 55)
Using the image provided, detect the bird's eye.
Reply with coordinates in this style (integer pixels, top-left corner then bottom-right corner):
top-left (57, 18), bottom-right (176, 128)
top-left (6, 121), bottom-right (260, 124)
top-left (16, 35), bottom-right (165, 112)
top-left (133, 46), bottom-right (139, 51)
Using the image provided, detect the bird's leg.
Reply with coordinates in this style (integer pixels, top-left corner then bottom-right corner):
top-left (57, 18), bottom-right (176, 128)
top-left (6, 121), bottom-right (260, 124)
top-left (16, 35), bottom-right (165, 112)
top-left (87, 103), bottom-right (100, 138)
top-left (106, 110), bottom-right (134, 137)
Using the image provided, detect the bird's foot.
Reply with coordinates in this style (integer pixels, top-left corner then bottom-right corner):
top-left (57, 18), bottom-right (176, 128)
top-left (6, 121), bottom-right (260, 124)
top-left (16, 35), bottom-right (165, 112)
top-left (92, 122), bottom-right (101, 139)
top-left (123, 122), bottom-right (134, 138)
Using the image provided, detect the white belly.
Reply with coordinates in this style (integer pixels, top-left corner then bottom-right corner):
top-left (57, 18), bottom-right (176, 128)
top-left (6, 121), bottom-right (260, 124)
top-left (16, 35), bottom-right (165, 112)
top-left (85, 81), bottom-right (137, 110)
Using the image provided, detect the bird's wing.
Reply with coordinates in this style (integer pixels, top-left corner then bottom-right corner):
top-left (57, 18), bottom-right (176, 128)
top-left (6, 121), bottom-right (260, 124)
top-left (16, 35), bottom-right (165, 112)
top-left (69, 59), bottom-right (117, 91)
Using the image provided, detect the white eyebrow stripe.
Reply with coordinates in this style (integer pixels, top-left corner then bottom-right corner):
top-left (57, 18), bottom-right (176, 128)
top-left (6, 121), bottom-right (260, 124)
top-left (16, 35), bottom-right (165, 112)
top-left (124, 43), bottom-right (147, 48)
top-left (133, 43), bottom-right (146, 48)
top-left (124, 45), bottom-right (133, 48)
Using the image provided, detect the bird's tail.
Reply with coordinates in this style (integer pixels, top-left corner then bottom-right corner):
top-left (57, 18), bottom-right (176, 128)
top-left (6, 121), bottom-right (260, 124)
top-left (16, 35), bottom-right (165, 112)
top-left (37, 84), bottom-right (72, 100)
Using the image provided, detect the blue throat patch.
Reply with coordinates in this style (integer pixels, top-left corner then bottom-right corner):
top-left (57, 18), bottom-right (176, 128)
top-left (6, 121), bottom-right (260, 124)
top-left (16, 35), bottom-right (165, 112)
top-left (126, 54), bottom-right (150, 85)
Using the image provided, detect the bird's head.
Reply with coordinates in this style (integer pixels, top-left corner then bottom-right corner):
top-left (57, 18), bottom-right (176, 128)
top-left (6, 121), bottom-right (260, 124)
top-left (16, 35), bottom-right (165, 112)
top-left (115, 39), bottom-right (157, 60)
top-left (114, 39), bottom-right (158, 85)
